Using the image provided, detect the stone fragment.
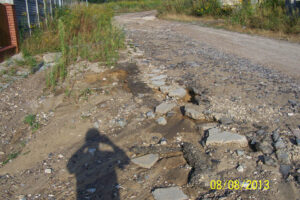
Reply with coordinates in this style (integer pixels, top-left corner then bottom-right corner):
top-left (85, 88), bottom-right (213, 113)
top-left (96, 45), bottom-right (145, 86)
top-left (151, 75), bottom-right (167, 81)
top-left (152, 187), bottom-right (188, 200)
top-left (166, 111), bottom-right (176, 117)
top-left (146, 111), bottom-right (155, 119)
top-left (236, 165), bottom-right (244, 172)
top-left (184, 104), bottom-right (205, 120)
top-left (131, 154), bottom-right (159, 169)
top-left (116, 118), bottom-right (126, 127)
top-left (142, 16), bottom-right (156, 21)
top-left (279, 165), bottom-right (291, 178)
top-left (272, 132), bottom-right (280, 142)
top-left (274, 138), bottom-right (285, 150)
top-left (296, 138), bottom-right (300, 146)
top-left (17, 195), bottom-right (26, 200)
top-left (263, 156), bottom-right (277, 167)
top-left (88, 148), bottom-right (96, 156)
top-left (159, 85), bottom-right (172, 94)
top-left (86, 188), bottom-right (96, 193)
top-left (155, 102), bottom-right (176, 114)
top-left (276, 150), bottom-right (290, 164)
top-left (206, 128), bottom-right (248, 147)
top-left (219, 117), bottom-right (233, 125)
top-left (152, 80), bottom-right (165, 87)
top-left (45, 169), bottom-right (52, 174)
top-left (159, 137), bottom-right (167, 145)
top-left (11, 53), bottom-right (24, 62)
top-left (255, 142), bottom-right (273, 154)
top-left (168, 87), bottom-right (187, 98)
top-left (256, 129), bottom-right (265, 135)
top-left (43, 52), bottom-right (61, 63)
top-left (157, 117), bottom-right (167, 125)
top-left (196, 122), bottom-right (218, 132)
top-left (236, 150), bottom-right (245, 156)
top-left (93, 121), bottom-right (99, 129)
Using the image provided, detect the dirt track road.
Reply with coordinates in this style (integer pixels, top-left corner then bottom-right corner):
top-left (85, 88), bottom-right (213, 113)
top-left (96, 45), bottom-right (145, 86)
top-left (116, 11), bottom-right (300, 79)
top-left (0, 10), bottom-right (299, 200)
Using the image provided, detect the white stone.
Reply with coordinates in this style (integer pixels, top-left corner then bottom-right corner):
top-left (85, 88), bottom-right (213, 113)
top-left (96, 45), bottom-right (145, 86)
top-left (151, 75), bottom-right (167, 81)
top-left (206, 128), bottom-right (248, 147)
top-left (131, 154), bottom-right (159, 169)
top-left (155, 102), bottom-right (176, 114)
top-left (168, 87), bottom-right (187, 98)
top-left (93, 121), bottom-right (100, 129)
top-left (142, 16), bottom-right (156, 21)
top-left (184, 104), bottom-right (205, 120)
top-left (152, 187), bottom-right (188, 200)
top-left (45, 169), bottom-right (52, 174)
top-left (152, 80), bottom-right (165, 87)
top-left (11, 53), bottom-right (24, 61)
top-left (43, 52), bottom-right (61, 63)
top-left (237, 165), bottom-right (244, 172)
top-left (157, 117), bottom-right (167, 125)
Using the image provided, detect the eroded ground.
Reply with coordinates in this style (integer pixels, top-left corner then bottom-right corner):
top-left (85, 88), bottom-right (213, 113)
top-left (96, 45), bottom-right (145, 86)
top-left (0, 10), bottom-right (299, 200)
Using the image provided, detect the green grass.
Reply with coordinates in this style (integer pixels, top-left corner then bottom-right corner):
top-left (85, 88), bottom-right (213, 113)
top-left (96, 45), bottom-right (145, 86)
top-left (79, 88), bottom-right (92, 100)
top-left (20, 0), bottom-right (162, 88)
top-left (158, 0), bottom-right (300, 34)
top-left (2, 152), bottom-right (20, 165)
top-left (24, 114), bottom-right (40, 132)
top-left (21, 4), bottom-right (131, 88)
top-left (14, 56), bottom-right (38, 73)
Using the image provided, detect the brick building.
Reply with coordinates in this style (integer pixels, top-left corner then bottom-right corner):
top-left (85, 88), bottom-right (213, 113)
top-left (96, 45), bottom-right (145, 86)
top-left (0, 0), bottom-right (60, 62)
top-left (0, 0), bottom-right (19, 62)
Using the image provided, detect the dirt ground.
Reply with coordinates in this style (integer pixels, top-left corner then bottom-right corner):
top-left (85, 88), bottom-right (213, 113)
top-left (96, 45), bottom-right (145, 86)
top-left (0, 10), bottom-right (299, 200)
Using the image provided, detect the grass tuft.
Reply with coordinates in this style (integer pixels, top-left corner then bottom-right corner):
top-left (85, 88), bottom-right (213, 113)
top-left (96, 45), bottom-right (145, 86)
top-left (24, 114), bottom-right (40, 132)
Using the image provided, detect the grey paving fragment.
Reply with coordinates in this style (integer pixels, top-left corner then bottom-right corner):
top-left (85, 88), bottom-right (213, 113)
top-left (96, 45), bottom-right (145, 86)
top-left (206, 128), bottom-right (248, 147)
top-left (131, 154), bottom-right (159, 169)
top-left (152, 187), bottom-right (188, 200)
top-left (155, 102), bottom-right (176, 114)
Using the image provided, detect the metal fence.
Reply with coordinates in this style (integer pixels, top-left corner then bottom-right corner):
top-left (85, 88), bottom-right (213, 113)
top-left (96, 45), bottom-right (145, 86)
top-left (13, 0), bottom-right (81, 36)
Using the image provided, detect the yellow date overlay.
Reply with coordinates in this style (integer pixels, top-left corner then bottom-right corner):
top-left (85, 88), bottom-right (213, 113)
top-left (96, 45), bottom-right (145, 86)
top-left (210, 180), bottom-right (270, 190)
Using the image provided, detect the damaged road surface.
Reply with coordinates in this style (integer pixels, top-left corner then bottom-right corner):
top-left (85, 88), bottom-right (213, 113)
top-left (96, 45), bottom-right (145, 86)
top-left (0, 10), bottom-right (300, 200)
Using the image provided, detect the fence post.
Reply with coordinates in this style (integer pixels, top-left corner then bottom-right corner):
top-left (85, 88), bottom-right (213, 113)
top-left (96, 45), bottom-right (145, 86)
top-left (50, 0), bottom-right (53, 19)
top-left (25, 0), bottom-right (31, 35)
top-left (43, 0), bottom-right (48, 25)
top-left (35, 0), bottom-right (41, 27)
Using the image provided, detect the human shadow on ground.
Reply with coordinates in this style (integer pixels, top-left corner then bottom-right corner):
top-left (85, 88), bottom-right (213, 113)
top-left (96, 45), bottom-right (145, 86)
top-left (67, 128), bottom-right (129, 200)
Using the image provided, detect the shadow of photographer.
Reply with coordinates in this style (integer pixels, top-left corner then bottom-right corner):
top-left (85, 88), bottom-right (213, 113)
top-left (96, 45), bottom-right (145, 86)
top-left (67, 128), bottom-right (129, 199)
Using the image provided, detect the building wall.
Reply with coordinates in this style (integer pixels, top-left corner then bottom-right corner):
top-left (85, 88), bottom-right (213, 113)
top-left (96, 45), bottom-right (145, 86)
top-left (0, 3), bottom-right (19, 62)
top-left (5, 4), bottom-right (19, 51)
top-left (0, 4), bottom-right (11, 47)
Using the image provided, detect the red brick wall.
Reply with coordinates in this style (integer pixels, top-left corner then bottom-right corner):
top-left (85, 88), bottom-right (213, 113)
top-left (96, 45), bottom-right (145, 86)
top-left (4, 3), bottom-right (19, 52)
top-left (0, 3), bottom-right (19, 62)
top-left (0, 4), bottom-right (10, 47)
